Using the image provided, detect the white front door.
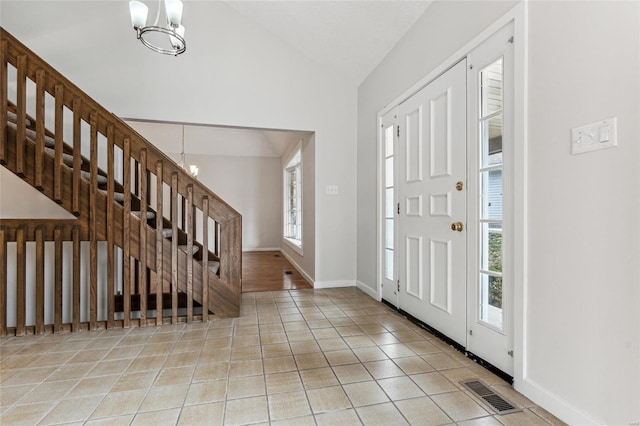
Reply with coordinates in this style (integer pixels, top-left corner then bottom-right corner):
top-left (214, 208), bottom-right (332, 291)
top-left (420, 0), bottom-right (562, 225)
top-left (380, 109), bottom-right (398, 306)
top-left (466, 23), bottom-right (514, 375)
top-left (379, 24), bottom-right (515, 377)
top-left (397, 59), bottom-right (468, 347)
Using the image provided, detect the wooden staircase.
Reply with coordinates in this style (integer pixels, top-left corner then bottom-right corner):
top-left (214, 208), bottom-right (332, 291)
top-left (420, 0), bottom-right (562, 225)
top-left (0, 28), bottom-right (242, 336)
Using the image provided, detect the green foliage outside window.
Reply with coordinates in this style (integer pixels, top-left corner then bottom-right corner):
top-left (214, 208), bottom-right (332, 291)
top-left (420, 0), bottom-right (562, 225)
top-left (488, 232), bottom-right (502, 308)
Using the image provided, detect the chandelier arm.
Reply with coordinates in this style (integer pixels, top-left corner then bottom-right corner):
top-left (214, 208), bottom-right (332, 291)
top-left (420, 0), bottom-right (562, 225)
top-left (137, 26), bottom-right (186, 56)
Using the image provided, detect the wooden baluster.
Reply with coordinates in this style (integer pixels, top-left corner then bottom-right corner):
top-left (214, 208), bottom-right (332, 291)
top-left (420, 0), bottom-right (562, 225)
top-left (16, 55), bottom-right (26, 176)
top-left (221, 217), bottom-right (242, 291)
top-left (106, 125), bottom-right (115, 328)
top-left (202, 197), bottom-right (209, 321)
top-left (72, 97), bottom-right (82, 215)
top-left (16, 226), bottom-right (25, 336)
top-left (0, 40), bottom-right (7, 164)
top-left (72, 225), bottom-right (81, 332)
top-left (156, 160), bottom-right (164, 326)
top-left (123, 137), bottom-right (131, 328)
top-left (171, 172), bottom-right (178, 323)
top-left (35, 226), bottom-right (44, 335)
top-left (89, 112), bottom-right (98, 330)
top-left (54, 227), bottom-right (63, 333)
top-left (0, 226), bottom-right (6, 336)
top-left (186, 184), bottom-right (193, 323)
top-left (53, 85), bottom-right (64, 202)
top-left (35, 69), bottom-right (45, 189)
top-left (139, 149), bottom-right (147, 326)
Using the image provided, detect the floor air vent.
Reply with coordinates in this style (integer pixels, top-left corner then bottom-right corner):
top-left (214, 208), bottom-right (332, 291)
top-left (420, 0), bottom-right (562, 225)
top-left (461, 380), bottom-right (520, 415)
top-left (284, 270), bottom-right (293, 275)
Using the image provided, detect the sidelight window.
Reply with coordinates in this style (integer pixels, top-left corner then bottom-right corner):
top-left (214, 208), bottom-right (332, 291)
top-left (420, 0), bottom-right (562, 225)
top-left (478, 57), bottom-right (504, 330)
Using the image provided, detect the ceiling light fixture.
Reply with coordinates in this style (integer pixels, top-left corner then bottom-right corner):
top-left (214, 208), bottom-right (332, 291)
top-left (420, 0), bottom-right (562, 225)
top-left (129, 0), bottom-right (186, 56)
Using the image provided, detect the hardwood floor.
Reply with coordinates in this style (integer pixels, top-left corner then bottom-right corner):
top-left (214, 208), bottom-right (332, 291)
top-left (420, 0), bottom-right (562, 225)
top-left (242, 251), bottom-right (313, 292)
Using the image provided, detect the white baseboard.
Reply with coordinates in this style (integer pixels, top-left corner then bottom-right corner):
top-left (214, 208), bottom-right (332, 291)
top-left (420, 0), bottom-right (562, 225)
top-left (356, 280), bottom-right (379, 300)
top-left (313, 280), bottom-right (355, 289)
top-left (243, 247), bottom-right (281, 252)
top-left (517, 378), bottom-right (598, 425)
top-left (278, 249), bottom-right (314, 285)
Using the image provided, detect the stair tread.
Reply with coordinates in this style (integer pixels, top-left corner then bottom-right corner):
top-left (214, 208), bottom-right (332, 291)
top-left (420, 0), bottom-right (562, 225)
top-left (7, 120), bottom-right (56, 147)
top-left (99, 190), bottom-right (125, 203)
top-left (80, 170), bottom-right (108, 185)
top-left (44, 147), bottom-right (80, 167)
top-left (208, 260), bottom-right (220, 274)
top-left (178, 245), bottom-right (199, 255)
top-left (7, 110), bottom-right (32, 127)
top-left (162, 228), bottom-right (173, 238)
top-left (131, 211), bottom-right (155, 220)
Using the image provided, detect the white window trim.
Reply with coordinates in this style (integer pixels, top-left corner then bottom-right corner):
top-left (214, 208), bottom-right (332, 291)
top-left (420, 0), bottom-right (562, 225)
top-left (283, 142), bottom-right (303, 256)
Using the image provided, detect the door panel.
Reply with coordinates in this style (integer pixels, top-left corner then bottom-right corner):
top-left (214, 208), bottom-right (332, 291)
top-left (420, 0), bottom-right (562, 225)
top-left (398, 59), bottom-right (467, 347)
top-left (405, 235), bottom-right (423, 300)
top-left (430, 238), bottom-right (451, 313)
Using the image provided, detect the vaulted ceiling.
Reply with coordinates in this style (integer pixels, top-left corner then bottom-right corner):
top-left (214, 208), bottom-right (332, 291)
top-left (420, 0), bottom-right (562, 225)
top-left (1, 0), bottom-right (432, 86)
top-left (1, 0), bottom-right (432, 156)
top-left (225, 1), bottom-right (432, 84)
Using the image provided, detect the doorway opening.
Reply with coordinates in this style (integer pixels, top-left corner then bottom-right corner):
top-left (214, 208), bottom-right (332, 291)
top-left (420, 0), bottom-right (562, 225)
top-left (125, 120), bottom-right (316, 293)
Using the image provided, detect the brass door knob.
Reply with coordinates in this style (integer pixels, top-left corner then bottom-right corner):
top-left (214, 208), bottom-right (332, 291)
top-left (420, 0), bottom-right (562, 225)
top-left (451, 222), bottom-right (464, 232)
top-left (456, 181), bottom-right (464, 191)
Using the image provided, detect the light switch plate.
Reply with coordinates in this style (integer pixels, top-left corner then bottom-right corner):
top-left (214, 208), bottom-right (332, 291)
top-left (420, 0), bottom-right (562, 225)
top-left (325, 185), bottom-right (338, 195)
top-left (571, 117), bottom-right (617, 155)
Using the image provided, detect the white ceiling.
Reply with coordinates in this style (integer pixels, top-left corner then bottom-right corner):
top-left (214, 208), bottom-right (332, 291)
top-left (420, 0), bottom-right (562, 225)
top-left (225, 1), bottom-right (432, 84)
top-left (2, 0), bottom-right (432, 86)
top-left (2, 0), bottom-right (432, 154)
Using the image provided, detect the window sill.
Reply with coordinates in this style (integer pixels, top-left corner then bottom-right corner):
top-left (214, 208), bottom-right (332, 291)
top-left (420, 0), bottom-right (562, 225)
top-left (283, 237), bottom-right (303, 256)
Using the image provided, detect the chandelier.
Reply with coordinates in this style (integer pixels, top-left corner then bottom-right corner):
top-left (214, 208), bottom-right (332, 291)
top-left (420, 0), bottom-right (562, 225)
top-left (129, 0), bottom-right (186, 56)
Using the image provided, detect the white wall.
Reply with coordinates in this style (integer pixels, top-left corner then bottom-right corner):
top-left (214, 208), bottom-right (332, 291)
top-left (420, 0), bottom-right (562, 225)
top-left (525, 2), bottom-right (639, 424)
top-left (1, 0), bottom-right (358, 285)
top-left (187, 154), bottom-right (282, 251)
top-left (357, 1), bottom-right (640, 424)
top-left (0, 168), bottom-right (76, 219)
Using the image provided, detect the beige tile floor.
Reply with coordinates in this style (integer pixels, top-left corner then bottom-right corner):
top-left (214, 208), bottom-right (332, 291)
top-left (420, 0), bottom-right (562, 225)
top-left (0, 288), bottom-right (565, 425)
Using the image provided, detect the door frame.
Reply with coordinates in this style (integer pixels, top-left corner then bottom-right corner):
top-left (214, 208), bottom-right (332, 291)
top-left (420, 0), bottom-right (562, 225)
top-left (376, 2), bottom-right (528, 389)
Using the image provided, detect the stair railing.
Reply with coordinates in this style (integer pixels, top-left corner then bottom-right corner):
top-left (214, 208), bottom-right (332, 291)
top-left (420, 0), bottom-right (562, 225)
top-left (0, 220), bottom-right (88, 336)
top-left (0, 27), bottom-right (241, 335)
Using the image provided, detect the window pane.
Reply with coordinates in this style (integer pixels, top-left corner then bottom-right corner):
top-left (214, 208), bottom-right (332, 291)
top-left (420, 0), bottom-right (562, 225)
top-left (480, 273), bottom-right (503, 329)
top-left (480, 224), bottom-right (502, 273)
top-left (385, 188), bottom-right (394, 218)
top-left (480, 57), bottom-right (503, 116)
top-left (481, 115), bottom-right (503, 168)
top-left (480, 170), bottom-right (502, 220)
top-left (385, 219), bottom-right (394, 250)
top-left (385, 157), bottom-right (393, 188)
top-left (385, 125), bottom-right (394, 157)
top-left (385, 248), bottom-right (394, 280)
